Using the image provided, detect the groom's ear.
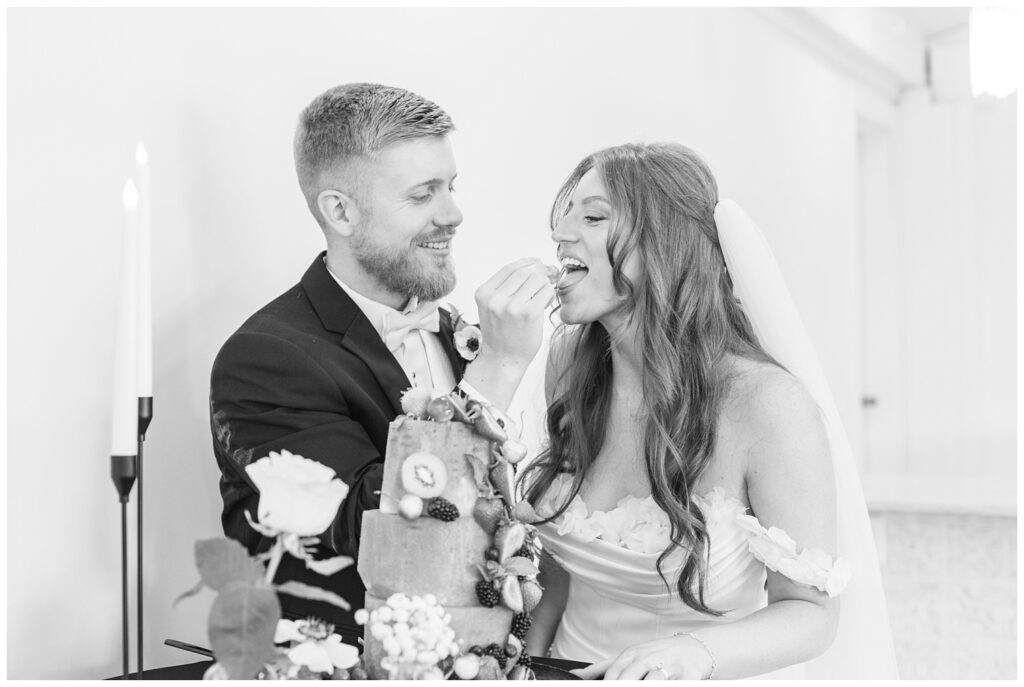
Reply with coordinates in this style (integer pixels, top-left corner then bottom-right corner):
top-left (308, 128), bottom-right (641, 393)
top-left (317, 188), bottom-right (361, 237)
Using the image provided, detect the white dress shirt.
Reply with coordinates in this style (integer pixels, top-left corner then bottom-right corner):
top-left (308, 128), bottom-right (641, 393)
top-left (325, 264), bottom-right (457, 392)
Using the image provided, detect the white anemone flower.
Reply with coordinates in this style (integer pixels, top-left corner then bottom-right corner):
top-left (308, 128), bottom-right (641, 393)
top-left (274, 618), bottom-right (359, 674)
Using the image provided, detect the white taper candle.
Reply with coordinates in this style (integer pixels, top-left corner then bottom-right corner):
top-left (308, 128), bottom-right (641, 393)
top-left (135, 142), bottom-right (152, 399)
top-left (112, 180), bottom-right (139, 456)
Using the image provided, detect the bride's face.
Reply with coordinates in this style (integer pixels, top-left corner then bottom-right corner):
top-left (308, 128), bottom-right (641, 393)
top-left (551, 169), bottom-right (637, 327)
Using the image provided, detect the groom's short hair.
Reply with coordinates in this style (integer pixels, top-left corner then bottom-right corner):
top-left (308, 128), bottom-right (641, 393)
top-left (294, 83), bottom-right (455, 225)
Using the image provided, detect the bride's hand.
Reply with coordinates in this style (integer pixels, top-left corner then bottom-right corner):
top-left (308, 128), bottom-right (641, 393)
top-left (570, 635), bottom-right (714, 680)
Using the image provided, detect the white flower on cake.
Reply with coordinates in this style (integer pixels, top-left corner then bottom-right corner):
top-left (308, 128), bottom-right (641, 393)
top-left (355, 592), bottom-right (459, 679)
top-left (245, 449), bottom-right (349, 537)
top-left (274, 618), bottom-right (360, 675)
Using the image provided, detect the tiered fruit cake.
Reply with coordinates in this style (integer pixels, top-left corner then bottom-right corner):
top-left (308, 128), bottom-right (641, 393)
top-left (356, 387), bottom-right (544, 680)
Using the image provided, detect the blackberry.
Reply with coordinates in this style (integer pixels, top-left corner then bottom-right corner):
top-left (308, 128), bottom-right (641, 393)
top-left (485, 643), bottom-right (508, 670)
top-left (427, 497), bottom-right (460, 522)
top-left (510, 612), bottom-right (533, 640)
top-left (515, 544), bottom-right (534, 560)
top-left (476, 580), bottom-right (500, 608)
top-left (518, 653), bottom-right (533, 670)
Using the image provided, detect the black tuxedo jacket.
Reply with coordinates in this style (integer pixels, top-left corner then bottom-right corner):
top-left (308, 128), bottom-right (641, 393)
top-left (210, 252), bottom-right (467, 640)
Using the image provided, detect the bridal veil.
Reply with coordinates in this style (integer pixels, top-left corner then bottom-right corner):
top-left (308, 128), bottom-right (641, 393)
top-left (715, 199), bottom-right (899, 678)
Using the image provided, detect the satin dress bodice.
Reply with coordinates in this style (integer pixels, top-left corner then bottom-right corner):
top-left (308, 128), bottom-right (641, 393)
top-left (534, 474), bottom-right (850, 670)
top-left (535, 476), bottom-right (766, 662)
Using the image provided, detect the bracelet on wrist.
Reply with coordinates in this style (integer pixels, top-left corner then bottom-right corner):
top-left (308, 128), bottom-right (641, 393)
top-left (676, 631), bottom-right (716, 679)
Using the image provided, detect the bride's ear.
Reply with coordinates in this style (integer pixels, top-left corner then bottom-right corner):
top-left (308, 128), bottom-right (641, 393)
top-left (317, 188), bottom-right (361, 237)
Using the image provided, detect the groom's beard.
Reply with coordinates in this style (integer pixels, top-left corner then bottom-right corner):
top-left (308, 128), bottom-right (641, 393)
top-left (351, 227), bottom-right (457, 303)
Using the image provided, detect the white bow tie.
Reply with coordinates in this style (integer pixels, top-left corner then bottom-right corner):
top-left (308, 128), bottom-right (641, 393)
top-left (382, 298), bottom-right (441, 352)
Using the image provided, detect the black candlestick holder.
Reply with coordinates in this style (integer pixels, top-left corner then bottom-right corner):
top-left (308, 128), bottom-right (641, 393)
top-left (137, 397), bottom-right (152, 680)
top-left (110, 453), bottom-right (137, 679)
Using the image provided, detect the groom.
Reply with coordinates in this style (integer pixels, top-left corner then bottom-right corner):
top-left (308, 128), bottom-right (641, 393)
top-left (209, 83), bottom-right (553, 641)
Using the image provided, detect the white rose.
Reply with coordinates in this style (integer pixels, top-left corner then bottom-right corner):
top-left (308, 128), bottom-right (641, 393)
top-left (245, 450), bottom-right (349, 537)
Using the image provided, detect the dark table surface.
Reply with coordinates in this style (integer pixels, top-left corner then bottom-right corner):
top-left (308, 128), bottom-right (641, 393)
top-left (108, 656), bottom-right (586, 680)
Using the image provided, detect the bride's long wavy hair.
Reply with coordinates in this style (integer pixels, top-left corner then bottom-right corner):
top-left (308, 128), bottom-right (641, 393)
top-left (521, 142), bottom-right (781, 615)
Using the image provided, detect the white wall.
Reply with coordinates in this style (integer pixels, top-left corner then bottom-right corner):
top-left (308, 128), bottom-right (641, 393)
top-left (6, 7), bottom-right (987, 679)
top-left (857, 19), bottom-right (1017, 512)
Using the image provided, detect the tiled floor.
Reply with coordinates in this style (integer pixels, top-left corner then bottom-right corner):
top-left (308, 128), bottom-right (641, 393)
top-left (873, 510), bottom-right (1016, 679)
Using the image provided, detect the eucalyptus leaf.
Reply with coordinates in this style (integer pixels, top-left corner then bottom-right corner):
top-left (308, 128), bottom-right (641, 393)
top-left (276, 580), bottom-right (351, 611)
top-left (449, 303), bottom-right (464, 329)
top-left (208, 581), bottom-right (280, 679)
top-left (172, 578), bottom-right (206, 608)
top-left (195, 538), bottom-right (263, 591)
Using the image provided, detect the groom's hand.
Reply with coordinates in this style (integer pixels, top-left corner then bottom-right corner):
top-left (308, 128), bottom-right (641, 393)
top-left (462, 258), bottom-right (556, 411)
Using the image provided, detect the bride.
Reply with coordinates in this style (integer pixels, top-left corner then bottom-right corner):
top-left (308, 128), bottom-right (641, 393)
top-left (520, 143), bottom-right (897, 679)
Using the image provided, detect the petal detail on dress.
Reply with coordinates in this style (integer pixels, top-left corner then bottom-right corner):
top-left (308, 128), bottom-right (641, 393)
top-left (737, 513), bottom-right (851, 598)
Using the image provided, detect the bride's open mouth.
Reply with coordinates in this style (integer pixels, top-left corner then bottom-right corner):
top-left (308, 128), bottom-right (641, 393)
top-left (557, 256), bottom-right (589, 291)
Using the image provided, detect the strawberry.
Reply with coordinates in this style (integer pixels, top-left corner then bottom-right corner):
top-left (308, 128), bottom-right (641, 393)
top-left (500, 575), bottom-right (524, 613)
top-left (473, 406), bottom-right (508, 443)
top-left (494, 521), bottom-right (527, 562)
top-left (473, 497), bottom-right (505, 534)
top-left (520, 579), bottom-right (543, 612)
top-left (514, 500), bottom-right (540, 524)
top-left (489, 462), bottom-right (515, 507)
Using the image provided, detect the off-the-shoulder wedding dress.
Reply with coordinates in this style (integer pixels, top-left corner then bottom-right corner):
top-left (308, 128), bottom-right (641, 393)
top-left (535, 475), bottom-right (851, 678)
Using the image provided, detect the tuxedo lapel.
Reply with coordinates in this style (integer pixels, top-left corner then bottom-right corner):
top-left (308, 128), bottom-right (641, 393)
top-left (300, 253), bottom-right (410, 417)
top-left (438, 309), bottom-right (469, 381)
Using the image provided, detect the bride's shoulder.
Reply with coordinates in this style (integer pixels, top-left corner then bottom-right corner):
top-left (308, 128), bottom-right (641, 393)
top-left (721, 357), bottom-right (833, 497)
top-left (721, 356), bottom-right (823, 439)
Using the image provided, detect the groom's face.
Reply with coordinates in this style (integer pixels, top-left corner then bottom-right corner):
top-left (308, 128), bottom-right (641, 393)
top-left (350, 136), bottom-right (463, 303)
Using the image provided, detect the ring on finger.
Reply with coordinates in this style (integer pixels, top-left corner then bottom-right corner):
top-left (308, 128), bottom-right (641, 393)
top-left (649, 662), bottom-right (668, 679)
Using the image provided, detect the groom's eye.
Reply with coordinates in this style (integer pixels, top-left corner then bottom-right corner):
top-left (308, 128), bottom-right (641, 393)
top-left (410, 192), bottom-right (432, 203)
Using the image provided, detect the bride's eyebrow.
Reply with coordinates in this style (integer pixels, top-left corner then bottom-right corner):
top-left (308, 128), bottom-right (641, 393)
top-left (581, 196), bottom-right (610, 206)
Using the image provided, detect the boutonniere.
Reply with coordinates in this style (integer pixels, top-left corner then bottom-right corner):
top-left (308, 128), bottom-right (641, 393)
top-left (448, 304), bottom-right (482, 361)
